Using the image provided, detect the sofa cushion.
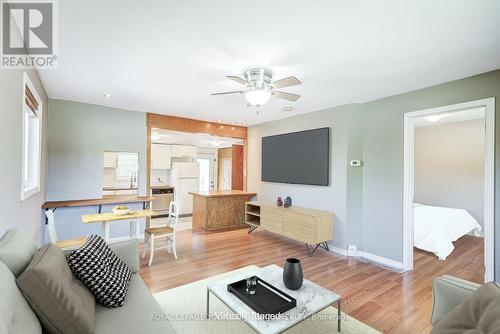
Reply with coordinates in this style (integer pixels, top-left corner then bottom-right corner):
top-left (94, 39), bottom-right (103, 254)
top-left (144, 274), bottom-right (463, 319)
top-left (67, 235), bottom-right (132, 308)
top-left (95, 274), bottom-right (176, 334)
top-left (0, 261), bottom-right (42, 334)
top-left (16, 243), bottom-right (95, 334)
top-left (0, 229), bottom-right (38, 277)
top-left (108, 239), bottom-right (139, 274)
top-left (431, 282), bottom-right (500, 334)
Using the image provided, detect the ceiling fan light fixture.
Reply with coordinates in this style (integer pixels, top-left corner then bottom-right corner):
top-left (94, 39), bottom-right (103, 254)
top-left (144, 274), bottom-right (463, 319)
top-left (244, 88), bottom-right (271, 106)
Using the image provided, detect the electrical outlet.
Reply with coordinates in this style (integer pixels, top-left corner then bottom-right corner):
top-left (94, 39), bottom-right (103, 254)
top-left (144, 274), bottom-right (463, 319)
top-left (349, 160), bottom-right (362, 167)
top-left (347, 245), bottom-right (357, 256)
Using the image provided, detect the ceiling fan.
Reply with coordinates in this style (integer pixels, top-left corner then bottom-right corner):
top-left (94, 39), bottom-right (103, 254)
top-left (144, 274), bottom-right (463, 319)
top-left (211, 68), bottom-right (301, 107)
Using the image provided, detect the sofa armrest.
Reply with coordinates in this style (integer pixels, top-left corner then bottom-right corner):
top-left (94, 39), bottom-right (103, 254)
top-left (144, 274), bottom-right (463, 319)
top-left (431, 275), bottom-right (480, 326)
top-left (108, 239), bottom-right (139, 274)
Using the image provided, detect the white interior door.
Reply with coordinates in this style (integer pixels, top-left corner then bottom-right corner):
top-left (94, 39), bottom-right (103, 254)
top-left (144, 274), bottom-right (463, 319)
top-left (197, 155), bottom-right (216, 191)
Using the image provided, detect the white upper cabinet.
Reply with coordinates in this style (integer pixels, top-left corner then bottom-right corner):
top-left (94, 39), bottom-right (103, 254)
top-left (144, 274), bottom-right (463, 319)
top-left (103, 151), bottom-right (118, 168)
top-left (151, 144), bottom-right (172, 169)
top-left (171, 145), bottom-right (197, 159)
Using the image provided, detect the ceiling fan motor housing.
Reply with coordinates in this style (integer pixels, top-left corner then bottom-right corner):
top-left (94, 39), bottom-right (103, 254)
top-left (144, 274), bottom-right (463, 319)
top-left (244, 68), bottom-right (273, 89)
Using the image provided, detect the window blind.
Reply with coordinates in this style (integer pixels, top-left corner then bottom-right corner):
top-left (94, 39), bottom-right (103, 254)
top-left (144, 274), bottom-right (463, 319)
top-left (25, 85), bottom-right (39, 116)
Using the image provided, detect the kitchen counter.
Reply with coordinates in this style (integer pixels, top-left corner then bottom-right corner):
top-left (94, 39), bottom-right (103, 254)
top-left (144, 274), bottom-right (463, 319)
top-left (189, 190), bottom-right (257, 230)
top-left (42, 195), bottom-right (155, 209)
top-left (150, 185), bottom-right (175, 189)
top-left (103, 187), bottom-right (139, 191)
top-left (189, 190), bottom-right (257, 198)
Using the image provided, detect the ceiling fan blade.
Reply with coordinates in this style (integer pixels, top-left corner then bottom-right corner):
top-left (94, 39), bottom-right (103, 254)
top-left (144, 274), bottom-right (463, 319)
top-left (226, 76), bottom-right (248, 85)
top-left (273, 91), bottom-right (301, 102)
top-left (271, 76), bottom-right (301, 89)
top-left (211, 91), bottom-right (244, 96)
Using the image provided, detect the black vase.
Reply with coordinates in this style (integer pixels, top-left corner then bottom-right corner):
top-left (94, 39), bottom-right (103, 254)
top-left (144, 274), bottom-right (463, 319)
top-left (283, 258), bottom-right (303, 290)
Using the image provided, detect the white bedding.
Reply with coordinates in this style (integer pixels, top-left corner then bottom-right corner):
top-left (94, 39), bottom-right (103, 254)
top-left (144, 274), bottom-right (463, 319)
top-left (413, 203), bottom-right (482, 260)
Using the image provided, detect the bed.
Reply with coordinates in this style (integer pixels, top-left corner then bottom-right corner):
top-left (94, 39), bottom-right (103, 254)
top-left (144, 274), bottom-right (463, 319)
top-left (413, 203), bottom-right (482, 260)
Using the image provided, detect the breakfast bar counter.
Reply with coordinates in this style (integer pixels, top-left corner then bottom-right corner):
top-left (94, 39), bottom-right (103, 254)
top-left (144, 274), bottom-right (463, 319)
top-left (189, 191), bottom-right (257, 230)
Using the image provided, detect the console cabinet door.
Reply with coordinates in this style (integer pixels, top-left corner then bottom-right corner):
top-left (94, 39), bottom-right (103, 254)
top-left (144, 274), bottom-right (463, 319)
top-left (260, 207), bottom-right (283, 235)
top-left (283, 212), bottom-right (314, 244)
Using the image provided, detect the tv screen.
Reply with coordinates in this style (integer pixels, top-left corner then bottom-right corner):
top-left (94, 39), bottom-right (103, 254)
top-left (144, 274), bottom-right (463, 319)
top-left (261, 127), bottom-right (329, 186)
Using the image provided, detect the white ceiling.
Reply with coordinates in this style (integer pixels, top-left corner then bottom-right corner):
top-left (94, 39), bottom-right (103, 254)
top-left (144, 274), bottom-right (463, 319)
top-left (38, 0), bottom-right (500, 125)
top-left (414, 107), bottom-right (485, 127)
top-left (151, 129), bottom-right (243, 148)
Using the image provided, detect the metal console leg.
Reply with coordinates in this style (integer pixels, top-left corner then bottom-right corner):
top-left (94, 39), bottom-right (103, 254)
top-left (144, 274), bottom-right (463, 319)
top-left (337, 299), bottom-right (342, 332)
top-left (206, 289), bottom-right (210, 319)
top-left (306, 242), bottom-right (330, 256)
top-left (248, 225), bottom-right (258, 234)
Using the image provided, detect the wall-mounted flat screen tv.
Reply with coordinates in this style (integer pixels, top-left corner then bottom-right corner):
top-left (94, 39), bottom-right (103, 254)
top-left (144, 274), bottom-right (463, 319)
top-left (261, 127), bottom-right (329, 186)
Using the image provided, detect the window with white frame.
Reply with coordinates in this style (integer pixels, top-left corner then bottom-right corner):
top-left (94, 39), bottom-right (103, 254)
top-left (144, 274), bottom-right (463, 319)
top-left (21, 73), bottom-right (42, 201)
top-left (117, 152), bottom-right (139, 178)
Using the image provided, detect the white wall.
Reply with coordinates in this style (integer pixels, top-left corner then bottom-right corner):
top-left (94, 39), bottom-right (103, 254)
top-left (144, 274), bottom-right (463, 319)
top-left (0, 68), bottom-right (48, 245)
top-left (415, 119), bottom-right (485, 226)
top-left (247, 105), bottom-right (351, 249)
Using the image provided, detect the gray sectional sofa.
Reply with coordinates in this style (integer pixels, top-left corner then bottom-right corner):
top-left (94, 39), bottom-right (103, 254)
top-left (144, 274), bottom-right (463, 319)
top-left (431, 275), bottom-right (500, 333)
top-left (0, 229), bottom-right (175, 334)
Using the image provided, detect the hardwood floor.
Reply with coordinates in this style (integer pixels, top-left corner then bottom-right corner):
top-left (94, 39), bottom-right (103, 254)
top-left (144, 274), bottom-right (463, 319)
top-left (139, 228), bottom-right (483, 334)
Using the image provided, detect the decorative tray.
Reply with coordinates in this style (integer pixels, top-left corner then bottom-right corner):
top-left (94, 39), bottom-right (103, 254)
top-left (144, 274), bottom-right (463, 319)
top-left (227, 276), bottom-right (296, 315)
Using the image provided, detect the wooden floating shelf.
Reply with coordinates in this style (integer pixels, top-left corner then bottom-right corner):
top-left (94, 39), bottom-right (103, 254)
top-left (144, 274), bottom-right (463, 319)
top-left (245, 211), bottom-right (260, 217)
top-left (245, 203), bottom-right (261, 226)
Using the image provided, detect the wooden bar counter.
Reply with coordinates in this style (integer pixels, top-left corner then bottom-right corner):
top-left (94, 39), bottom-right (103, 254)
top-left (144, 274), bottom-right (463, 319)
top-left (189, 191), bottom-right (257, 231)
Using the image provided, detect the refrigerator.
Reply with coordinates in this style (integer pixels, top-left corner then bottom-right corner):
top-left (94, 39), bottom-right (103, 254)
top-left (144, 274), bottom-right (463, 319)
top-left (170, 162), bottom-right (199, 215)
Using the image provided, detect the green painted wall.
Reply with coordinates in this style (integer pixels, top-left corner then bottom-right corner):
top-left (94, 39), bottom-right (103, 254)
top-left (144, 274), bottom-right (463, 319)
top-left (0, 3), bottom-right (49, 245)
top-left (47, 99), bottom-right (147, 240)
top-left (249, 69), bottom-right (500, 279)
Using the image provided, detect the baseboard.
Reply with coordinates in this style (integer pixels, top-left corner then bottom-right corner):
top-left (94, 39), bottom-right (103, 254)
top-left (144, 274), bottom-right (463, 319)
top-left (356, 251), bottom-right (405, 272)
top-left (330, 245), bottom-right (349, 256)
top-left (329, 246), bottom-right (405, 273)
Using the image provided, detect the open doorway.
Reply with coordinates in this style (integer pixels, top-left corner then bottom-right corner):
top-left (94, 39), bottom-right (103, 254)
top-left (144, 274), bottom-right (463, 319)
top-left (403, 98), bottom-right (495, 282)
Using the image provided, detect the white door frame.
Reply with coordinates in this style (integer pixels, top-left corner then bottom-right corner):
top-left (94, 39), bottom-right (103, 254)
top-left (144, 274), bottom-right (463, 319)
top-left (403, 97), bottom-right (495, 282)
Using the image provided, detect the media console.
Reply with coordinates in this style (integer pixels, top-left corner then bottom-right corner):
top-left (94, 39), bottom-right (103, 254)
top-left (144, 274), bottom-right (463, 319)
top-left (245, 201), bottom-right (334, 256)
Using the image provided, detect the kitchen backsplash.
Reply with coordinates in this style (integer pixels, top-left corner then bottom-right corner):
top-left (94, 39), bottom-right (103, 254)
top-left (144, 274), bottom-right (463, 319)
top-left (103, 167), bottom-right (137, 189)
top-left (151, 168), bottom-right (170, 187)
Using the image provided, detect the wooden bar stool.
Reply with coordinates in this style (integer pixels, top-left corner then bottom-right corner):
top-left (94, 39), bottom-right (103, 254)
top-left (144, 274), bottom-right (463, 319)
top-left (45, 210), bottom-right (87, 250)
top-left (143, 201), bottom-right (179, 265)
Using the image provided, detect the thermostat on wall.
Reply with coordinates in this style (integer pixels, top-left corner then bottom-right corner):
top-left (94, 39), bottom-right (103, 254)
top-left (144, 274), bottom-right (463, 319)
top-left (350, 160), bottom-right (362, 167)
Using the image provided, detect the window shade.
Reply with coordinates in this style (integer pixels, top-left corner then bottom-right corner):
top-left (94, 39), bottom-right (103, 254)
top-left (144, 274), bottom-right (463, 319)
top-left (25, 85), bottom-right (39, 116)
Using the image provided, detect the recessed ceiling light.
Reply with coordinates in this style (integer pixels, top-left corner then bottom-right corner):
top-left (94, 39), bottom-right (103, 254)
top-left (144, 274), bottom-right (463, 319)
top-left (283, 106), bottom-right (294, 112)
top-left (103, 93), bottom-right (113, 98)
top-left (205, 140), bottom-right (222, 147)
top-left (424, 114), bottom-right (443, 122)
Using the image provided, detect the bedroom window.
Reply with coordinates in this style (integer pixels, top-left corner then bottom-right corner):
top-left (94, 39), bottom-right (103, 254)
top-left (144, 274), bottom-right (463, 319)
top-left (21, 73), bottom-right (42, 201)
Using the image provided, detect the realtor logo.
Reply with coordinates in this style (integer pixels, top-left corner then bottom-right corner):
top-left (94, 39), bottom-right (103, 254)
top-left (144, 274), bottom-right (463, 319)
top-left (2, 0), bottom-right (57, 69)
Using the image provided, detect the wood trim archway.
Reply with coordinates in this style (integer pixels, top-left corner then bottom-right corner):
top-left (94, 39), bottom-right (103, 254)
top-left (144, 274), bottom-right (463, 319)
top-left (146, 113), bottom-right (248, 195)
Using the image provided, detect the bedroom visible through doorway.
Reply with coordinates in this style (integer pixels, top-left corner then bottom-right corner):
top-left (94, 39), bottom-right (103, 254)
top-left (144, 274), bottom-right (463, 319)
top-left (403, 98), bottom-right (495, 282)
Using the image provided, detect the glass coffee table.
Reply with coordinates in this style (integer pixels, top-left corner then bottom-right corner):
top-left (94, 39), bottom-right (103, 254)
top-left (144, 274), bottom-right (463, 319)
top-left (206, 264), bottom-right (342, 334)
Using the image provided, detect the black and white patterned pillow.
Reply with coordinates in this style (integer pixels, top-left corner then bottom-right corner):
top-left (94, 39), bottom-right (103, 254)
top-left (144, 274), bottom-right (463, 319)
top-left (66, 235), bottom-right (132, 308)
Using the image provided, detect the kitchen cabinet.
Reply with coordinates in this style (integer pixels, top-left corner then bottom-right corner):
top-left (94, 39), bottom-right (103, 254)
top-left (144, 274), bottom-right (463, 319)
top-left (103, 152), bottom-right (118, 168)
top-left (151, 144), bottom-right (172, 169)
top-left (171, 145), bottom-right (197, 159)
